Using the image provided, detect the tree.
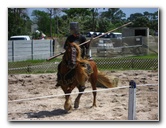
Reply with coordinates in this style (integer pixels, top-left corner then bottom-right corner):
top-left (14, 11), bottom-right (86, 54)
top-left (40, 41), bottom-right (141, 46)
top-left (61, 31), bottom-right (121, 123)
top-left (62, 8), bottom-right (91, 19)
top-left (53, 8), bottom-right (62, 35)
top-left (31, 10), bottom-right (50, 36)
top-left (29, 8), bottom-right (158, 37)
top-left (127, 13), bottom-right (143, 22)
top-left (127, 11), bottom-right (158, 35)
top-left (47, 8), bottom-right (54, 38)
top-left (101, 8), bottom-right (126, 24)
top-left (8, 8), bottom-right (31, 39)
top-left (145, 11), bottom-right (158, 32)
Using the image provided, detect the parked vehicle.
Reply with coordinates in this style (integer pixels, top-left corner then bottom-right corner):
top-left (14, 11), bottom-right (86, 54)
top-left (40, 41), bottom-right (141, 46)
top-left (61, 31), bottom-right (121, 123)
top-left (9, 35), bottom-right (31, 40)
top-left (86, 31), bottom-right (94, 37)
top-left (86, 31), bottom-right (105, 38)
top-left (97, 39), bottom-right (113, 53)
top-left (97, 32), bottom-right (123, 55)
top-left (104, 32), bottom-right (122, 39)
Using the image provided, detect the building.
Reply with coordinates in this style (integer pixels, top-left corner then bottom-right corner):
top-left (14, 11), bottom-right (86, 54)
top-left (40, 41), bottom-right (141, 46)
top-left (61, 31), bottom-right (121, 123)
top-left (31, 24), bottom-right (38, 33)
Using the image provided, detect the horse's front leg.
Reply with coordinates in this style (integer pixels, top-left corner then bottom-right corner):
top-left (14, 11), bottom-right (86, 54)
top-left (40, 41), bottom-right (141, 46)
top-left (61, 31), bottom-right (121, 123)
top-left (74, 85), bottom-right (85, 109)
top-left (64, 93), bottom-right (72, 111)
top-left (61, 86), bottom-right (73, 112)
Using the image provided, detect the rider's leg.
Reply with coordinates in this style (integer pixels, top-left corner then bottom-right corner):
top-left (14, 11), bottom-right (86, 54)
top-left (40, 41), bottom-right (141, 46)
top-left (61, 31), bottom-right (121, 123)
top-left (55, 62), bottom-right (61, 87)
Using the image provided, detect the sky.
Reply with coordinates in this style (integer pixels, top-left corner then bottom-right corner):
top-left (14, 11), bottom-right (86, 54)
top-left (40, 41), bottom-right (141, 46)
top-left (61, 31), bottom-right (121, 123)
top-left (27, 8), bottom-right (158, 19)
top-left (120, 8), bottom-right (158, 18)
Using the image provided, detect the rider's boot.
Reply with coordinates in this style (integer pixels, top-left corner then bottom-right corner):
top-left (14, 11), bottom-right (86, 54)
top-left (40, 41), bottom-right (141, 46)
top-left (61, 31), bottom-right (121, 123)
top-left (55, 63), bottom-right (61, 88)
top-left (79, 85), bottom-right (86, 92)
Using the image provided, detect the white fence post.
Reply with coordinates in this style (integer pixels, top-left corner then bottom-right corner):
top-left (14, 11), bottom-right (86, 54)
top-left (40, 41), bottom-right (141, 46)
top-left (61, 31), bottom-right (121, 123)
top-left (128, 80), bottom-right (136, 120)
top-left (31, 40), bottom-right (34, 60)
top-left (12, 41), bottom-right (15, 62)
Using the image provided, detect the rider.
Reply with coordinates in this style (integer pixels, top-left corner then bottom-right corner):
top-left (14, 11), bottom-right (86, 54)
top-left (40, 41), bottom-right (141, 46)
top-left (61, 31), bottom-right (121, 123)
top-left (56, 22), bottom-right (90, 91)
top-left (64, 22), bottom-right (90, 59)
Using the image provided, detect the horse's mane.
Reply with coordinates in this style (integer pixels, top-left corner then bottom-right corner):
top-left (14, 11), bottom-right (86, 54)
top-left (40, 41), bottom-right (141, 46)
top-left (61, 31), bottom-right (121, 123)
top-left (70, 42), bottom-right (82, 61)
top-left (64, 42), bottom-right (89, 65)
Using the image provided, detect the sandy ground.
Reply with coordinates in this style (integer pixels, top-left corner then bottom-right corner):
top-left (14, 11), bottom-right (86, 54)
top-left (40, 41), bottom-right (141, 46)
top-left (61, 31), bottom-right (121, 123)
top-left (8, 70), bottom-right (159, 121)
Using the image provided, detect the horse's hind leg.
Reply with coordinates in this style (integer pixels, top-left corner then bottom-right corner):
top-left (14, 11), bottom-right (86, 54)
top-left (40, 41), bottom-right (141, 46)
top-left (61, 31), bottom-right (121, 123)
top-left (74, 85), bottom-right (85, 109)
top-left (90, 75), bottom-right (97, 107)
top-left (91, 82), bottom-right (97, 107)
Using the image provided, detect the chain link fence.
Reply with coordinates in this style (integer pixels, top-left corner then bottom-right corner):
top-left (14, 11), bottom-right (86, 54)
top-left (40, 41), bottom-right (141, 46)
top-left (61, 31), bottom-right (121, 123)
top-left (8, 57), bottom-right (158, 74)
top-left (8, 36), bottom-right (158, 74)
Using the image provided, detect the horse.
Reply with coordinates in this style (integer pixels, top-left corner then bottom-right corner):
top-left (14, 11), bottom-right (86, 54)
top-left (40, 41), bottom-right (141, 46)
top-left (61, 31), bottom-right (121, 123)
top-left (56, 42), bottom-right (118, 112)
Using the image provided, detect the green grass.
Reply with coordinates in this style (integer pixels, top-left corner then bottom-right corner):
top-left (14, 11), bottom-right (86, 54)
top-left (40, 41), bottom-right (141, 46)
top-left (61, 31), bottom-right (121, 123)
top-left (126, 54), bottom-right (158, 59)
top-left (8, 58), bottom-right (61, 74)
top-left (8, 54), bottom-right (158, 74)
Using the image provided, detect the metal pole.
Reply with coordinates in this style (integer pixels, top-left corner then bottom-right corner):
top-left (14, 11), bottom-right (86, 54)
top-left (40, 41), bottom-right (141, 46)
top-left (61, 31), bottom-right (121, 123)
top-left (46, 22), bottom-right (132, 61)
top-left (80, 22), bottom-right (132, 47)
top-left (12, 41), bottom-right (14, 62)
top-left (50, 40), bottom-right (52, 57)
top-left (31, 40), bottom-right (33, 60)
top-left (52, 39), bottom-right (55, 56)
top-left (128, 80), bottom-right (136, 120)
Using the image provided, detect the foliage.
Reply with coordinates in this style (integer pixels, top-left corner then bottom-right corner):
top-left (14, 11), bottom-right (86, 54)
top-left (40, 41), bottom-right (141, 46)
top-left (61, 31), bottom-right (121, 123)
top-left (8, 8), bottom-right (32, 39)
top-left (127, 11), bottom-right (158, 35)
top-left (31, 10), bottom-right (50, 36)
top-left (8, 8), bottom-right (158, 39)
top-left (101, 8), bottom-right (126, 24)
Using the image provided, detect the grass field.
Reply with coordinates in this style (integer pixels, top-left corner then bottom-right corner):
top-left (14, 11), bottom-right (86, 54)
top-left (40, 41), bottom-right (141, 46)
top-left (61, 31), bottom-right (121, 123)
top-left (8, 54), bottom-right (158, 74)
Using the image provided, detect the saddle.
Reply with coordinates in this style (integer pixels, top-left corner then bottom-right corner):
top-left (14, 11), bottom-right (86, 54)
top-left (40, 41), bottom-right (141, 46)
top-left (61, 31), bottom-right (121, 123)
top-left (80, 61), bottom-right (93, 76)
top-left (57, 61), bottom-right (93, 86)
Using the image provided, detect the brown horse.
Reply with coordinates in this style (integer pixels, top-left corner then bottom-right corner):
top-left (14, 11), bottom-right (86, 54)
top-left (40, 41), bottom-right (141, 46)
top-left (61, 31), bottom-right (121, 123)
top-left (56, 42), bottom-right (118, 112)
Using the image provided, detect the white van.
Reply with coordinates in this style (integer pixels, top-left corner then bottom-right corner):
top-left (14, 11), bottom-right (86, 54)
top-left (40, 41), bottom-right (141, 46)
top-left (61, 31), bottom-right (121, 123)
top-left (10, 35), bottom-right (31, 40)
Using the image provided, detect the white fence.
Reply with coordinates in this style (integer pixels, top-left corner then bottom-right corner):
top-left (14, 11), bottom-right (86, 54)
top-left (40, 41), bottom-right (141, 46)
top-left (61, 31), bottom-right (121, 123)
top-left (8, 40), bottom-right (55, 62)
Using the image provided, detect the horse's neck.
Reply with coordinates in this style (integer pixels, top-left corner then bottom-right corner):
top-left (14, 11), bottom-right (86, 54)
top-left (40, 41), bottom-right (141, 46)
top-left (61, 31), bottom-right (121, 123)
top-left (60, 61), bottom-right (71, 73)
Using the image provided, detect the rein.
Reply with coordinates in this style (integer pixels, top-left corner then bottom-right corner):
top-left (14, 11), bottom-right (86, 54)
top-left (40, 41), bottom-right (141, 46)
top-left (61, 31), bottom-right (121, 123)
top-left (58, 44), bottom-right (78, 85)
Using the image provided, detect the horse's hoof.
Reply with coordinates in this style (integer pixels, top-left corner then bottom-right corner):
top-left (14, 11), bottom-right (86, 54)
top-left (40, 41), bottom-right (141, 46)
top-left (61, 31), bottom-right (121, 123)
top-left (91, 104), bottom-right (97, 108)
top-left (55, 83), bottom-right (60, 89)
top-left (64, 105), bottom-right (72, 112)
top-left (64, 102), bottom-right (72, 112)
top-left (74, 102), bottom-right (79, 109)
top-left (113, 78), bottom-right (119, 87)
top-left (65, 109), bottom-right (72, 113)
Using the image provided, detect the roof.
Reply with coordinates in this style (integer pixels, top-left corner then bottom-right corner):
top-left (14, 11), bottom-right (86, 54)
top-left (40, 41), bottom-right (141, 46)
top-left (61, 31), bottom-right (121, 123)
top-left (10, 35), bottom-right (30, 38)
top-left (10, 35), bottom-right (31, 40)
top-left (111, 32), bottom-right (122, 34)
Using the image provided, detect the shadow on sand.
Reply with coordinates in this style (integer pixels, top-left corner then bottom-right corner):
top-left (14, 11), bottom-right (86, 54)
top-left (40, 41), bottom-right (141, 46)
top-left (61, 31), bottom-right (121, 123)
top-left (25, 109), bottom-right (67, 118)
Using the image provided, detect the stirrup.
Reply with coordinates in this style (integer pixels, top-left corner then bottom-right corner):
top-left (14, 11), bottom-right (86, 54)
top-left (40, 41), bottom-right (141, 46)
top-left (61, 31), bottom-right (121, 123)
top-left (55, 81), bottom-right (61, 88)
top-left (88, 57), bottom-right (93, 60)
top-left (79, 86), bottom-right (86, 92)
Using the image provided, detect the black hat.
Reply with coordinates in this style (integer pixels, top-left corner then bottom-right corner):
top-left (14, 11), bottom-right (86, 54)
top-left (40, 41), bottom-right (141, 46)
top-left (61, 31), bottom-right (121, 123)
top-left (70, 22), bottom-right (79, 34)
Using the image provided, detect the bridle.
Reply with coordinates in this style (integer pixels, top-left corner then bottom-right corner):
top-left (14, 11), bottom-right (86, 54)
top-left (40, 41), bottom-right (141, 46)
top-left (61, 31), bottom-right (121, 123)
top-left (58, 44), bottom-right (78, 85)
top-left (63, 44), bottom-right (77, 69)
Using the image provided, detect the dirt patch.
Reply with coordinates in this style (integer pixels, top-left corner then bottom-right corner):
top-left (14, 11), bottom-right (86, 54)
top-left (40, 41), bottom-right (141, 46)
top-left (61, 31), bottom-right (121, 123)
top-left (8, 70), bottom-right (159, 121)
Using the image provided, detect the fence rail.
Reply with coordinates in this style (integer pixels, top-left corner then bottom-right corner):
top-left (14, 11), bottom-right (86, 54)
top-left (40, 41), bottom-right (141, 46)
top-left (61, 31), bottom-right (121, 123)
top-left (8, 58), bottom-right (158, 74)
top-left (8, 36), bottom-right (158, 62)
top-left (8, 82), bottom-right (158, 120)
top-left (8, 83), bottom-right (157, 103)
top-left (8, 36), bottom-right (158, 74)
top-left (8, 40), bottom-right (54, 62)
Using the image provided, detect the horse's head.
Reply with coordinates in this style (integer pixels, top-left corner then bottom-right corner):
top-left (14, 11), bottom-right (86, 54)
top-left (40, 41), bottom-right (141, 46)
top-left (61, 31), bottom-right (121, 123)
top-left (63, 42), bottom-right (81, 69)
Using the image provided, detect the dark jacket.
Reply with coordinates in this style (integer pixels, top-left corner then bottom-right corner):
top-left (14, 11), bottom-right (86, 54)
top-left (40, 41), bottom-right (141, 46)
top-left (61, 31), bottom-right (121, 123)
top-left (64, 34), bottom-right (88, 49)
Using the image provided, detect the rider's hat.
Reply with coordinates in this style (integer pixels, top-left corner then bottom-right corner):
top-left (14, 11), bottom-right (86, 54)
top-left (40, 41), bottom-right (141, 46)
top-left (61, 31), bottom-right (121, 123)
top-left (70, 22), bottom-right (79, 35)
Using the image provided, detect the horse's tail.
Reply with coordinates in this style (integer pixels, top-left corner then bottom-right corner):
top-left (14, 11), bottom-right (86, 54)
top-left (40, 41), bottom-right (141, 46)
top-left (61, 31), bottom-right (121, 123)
top-left (97, 71), bottom-right (118, 88)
